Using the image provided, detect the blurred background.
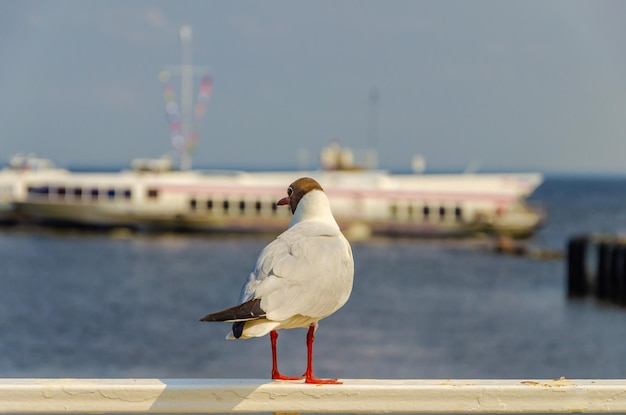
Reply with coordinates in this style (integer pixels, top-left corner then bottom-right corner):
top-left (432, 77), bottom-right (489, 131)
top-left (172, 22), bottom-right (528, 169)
top-left (1, 1), bottom-right (626, 381)
top-left (2, 0), bottom-right (626, 172)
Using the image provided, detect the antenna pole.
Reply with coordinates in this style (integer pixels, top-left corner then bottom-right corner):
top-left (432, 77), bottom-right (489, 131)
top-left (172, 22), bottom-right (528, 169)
top-left (180, 25), bottom-right (193, 170)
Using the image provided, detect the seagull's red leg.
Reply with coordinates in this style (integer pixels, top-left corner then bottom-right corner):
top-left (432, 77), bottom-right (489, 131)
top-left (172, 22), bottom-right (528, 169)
top-left (270, 330), bottom-right (302, 381)
top-left (303, 324), bottom-right (342, 384)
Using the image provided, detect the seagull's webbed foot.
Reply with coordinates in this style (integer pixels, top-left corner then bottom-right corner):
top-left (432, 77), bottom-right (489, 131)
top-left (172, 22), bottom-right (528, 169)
top-left (271, 371), bottom-right (304, 381)
top-left (304, 376), bottom-right (342, 385)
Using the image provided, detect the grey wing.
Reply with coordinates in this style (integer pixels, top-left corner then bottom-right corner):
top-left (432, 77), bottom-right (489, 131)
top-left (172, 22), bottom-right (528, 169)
top-left (236, 237), bottom-right (291, 304)
top-left (254, 229), bottom-right (354, 321)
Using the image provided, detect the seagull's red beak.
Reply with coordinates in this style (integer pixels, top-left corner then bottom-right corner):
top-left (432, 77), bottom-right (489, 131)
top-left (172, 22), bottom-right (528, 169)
top-left (277, 197), bottom-right (289, 206)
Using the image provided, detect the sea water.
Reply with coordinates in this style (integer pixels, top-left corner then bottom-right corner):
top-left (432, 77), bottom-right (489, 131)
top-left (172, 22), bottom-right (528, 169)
top-left (1, 176), bottom-right (626, 380)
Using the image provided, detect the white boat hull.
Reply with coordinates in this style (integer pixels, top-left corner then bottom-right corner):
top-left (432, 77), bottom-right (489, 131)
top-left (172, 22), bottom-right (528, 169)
top-left (11, 168), bottom-right (545, 239)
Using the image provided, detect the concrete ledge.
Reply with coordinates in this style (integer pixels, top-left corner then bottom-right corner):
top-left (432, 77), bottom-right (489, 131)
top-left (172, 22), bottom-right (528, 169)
top-left (1, 378), bottom-right (626, 413)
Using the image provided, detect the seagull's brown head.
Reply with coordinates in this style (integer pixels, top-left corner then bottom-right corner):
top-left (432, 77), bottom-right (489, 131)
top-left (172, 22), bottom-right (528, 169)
top-left (277, 177), bottom-right (324, 214)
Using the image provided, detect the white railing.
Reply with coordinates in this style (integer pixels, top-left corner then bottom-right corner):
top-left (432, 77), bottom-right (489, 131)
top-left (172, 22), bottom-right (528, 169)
top-left (1, 378), bottom-right (625, 414)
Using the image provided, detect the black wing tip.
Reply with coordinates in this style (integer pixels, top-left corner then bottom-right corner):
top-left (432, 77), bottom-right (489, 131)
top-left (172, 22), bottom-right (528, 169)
top-left (199, 299), bottom-right (265, 323)
top-left (199, 311), bottom-right (229, 322)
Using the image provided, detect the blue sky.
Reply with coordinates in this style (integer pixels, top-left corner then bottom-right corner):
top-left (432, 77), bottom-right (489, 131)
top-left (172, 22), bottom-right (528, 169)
top-left (1, 1), bottom-right (626, 173)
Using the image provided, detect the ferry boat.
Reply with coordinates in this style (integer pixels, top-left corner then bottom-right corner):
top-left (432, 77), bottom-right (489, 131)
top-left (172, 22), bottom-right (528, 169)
top-left (0, 155), bottom-right (69, 224)
top-left (10, 148), bottom-right (545, 239)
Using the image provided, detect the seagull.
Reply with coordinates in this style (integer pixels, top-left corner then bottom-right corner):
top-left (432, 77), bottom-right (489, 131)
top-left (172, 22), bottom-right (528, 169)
top-left (200, 177), bottom-right (354, 384)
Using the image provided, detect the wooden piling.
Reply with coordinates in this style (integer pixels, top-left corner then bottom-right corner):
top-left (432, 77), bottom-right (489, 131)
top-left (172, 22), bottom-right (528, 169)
top-left (567, 235), bottom-right (626, 308)
top-left (609, 245), bottom-right (623, 304)
top-left (567, 236), bottom-right (588, 297)
top-left (596, 241), bottom-right (612, 300)
top-left (614, 244), bottom-right (626, 306)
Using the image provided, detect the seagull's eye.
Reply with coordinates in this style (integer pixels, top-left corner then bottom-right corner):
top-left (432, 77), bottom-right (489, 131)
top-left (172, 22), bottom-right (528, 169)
top-left (287, 187), bottom-right (293, 197)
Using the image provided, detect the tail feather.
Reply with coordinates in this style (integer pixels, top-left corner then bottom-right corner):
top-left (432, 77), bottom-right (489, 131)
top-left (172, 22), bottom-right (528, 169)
top-left (232, 322), bottom-right (245, 338)
top-left (200, 299), bottom-right (265, 322)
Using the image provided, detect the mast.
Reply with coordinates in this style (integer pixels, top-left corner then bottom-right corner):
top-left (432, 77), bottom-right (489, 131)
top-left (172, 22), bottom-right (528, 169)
top-left (160, 26), bottom-right (211, 171)
top-left (179, 25), bottom-right (193, 171)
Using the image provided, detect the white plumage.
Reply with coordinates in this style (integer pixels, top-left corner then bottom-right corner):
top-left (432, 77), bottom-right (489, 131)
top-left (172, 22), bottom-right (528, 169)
top-left (201, 177), bottom-right (354, 384)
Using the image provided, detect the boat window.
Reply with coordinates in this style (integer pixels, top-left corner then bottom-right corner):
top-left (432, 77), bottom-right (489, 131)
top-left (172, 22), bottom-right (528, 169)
top-left (255, 201), bottom-right (262, 214)
top-left (74, 188), bottom-right (82, 197)
top-left (107, 189), bottom-right (116, 199)
top-left (439, 206), bottom-right (446, 220)
top-left (423, 205), bottom-right (430, 220)
top-left (90, 188), bottom-right (99, 199)
top-left (271, 202), bottom-right (278, 214)
top-left (147, 189), bottom-right (158, 199)
top-left (28, 186), bottom-right (49, 195)
top-left (207, 199), bottom-right (213, 210)
top-left (223, 200), bottom-right (230, 211)
top-left (239, 200), bottom-right (246, 213)
top-left (189, 198), bottom-right (197, 210)
top-left (123, 189), bottom-right (132, 199)
top-left (57, 187), bottom-right (66, 196)
top-left (455, 206), bottom-right (463, 222)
